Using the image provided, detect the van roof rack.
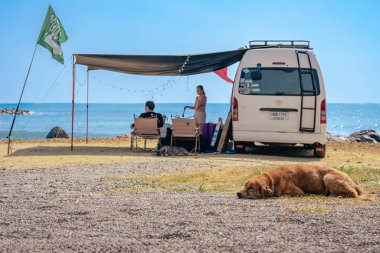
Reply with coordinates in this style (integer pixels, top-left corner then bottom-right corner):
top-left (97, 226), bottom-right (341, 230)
top-left (249, 40), bottom-right (311, 49)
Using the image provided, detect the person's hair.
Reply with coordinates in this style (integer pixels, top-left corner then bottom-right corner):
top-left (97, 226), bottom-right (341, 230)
top-left (197, 85), bottom-right (205, 95)
top-left (145, 101), bottom-right (155, 110)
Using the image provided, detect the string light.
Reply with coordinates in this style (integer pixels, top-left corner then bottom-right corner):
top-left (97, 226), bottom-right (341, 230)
top-left (88, 55), bottom-right (191, 97)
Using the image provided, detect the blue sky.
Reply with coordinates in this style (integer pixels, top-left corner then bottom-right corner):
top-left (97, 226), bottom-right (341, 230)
top-left (0, 0), bottom-right (379, 103)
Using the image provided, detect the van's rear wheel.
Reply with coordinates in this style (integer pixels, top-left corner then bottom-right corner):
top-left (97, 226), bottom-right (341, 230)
top-left (314, 145), bottom-right (326, 158)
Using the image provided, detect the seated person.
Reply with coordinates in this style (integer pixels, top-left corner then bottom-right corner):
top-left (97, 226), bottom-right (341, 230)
top-left (131, 101), bottom-right (164, 129)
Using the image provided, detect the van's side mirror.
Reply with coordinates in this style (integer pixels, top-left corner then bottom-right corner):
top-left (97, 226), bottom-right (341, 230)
top-left (251, 63), bottom-right (262, 80)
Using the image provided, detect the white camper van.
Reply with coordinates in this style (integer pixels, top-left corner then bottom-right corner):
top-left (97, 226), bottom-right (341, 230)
top-left (232, 40), bottom-right (327, 157)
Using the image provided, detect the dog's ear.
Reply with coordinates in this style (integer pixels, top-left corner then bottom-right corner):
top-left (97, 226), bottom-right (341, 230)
top-left (244, 180), bottom-right (254, 190)
top-left (258, 182), bottom-right (273, 198)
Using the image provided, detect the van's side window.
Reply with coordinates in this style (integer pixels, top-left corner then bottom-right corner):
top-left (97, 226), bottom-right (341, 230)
top-left (238, 68), bottom-right (320, 96)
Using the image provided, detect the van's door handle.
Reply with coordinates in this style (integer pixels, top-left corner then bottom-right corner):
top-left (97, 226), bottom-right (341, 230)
top-left (260, 108), bottom-right (298, 112)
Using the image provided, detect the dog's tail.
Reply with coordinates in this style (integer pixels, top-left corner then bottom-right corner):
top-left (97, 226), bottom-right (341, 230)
top-left (355, 185), bottom-right (376, 201)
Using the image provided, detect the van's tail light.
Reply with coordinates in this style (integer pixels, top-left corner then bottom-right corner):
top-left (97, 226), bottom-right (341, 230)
top-left (233, 97), bottom-right (239, 121)
top-left (320, 99), bottom-right (327, 124)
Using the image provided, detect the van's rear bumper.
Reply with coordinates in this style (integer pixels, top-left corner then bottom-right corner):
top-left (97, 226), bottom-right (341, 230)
top-left (232, 130), bottom-right (327, 145)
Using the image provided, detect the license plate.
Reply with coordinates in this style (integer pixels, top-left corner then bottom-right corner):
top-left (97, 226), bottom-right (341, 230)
top-left (269, 112), bottom-right (289, 121)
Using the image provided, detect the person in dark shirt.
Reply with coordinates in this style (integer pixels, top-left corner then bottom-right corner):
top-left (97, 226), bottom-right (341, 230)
top-left (131, 101), bottom-right (164, 128)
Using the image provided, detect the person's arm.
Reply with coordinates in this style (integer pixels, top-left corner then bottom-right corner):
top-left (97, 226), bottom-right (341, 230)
top-left (157, 114), bottom-right (164, 128)
top-left (185, 98), bottom-right (197, 110)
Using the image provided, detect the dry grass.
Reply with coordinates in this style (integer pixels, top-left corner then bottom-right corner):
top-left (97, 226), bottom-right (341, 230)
top-left (104, 164), bottom-right (380, 196)
top-left (1, 138), bottom-right (379, 170)
top-left (105, 167), bottom-right (272, 193)
top-left (1, 138), bottom-right (380, 197)
top-left (1, 138), bottom-right (379, 206)
top-left (0, 137), bottom-right (157, 169)
top-left (336, 165), bottom-right (380, 192)
top-left (326, 141), bottom-right (380, 166)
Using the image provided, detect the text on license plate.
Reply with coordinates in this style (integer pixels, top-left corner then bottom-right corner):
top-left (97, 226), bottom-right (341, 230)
top-left (269, 112), bottom-right (289, 120)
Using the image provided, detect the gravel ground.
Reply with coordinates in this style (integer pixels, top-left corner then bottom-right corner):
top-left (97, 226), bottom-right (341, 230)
top-left (1, 158), bottom-right (379, 252)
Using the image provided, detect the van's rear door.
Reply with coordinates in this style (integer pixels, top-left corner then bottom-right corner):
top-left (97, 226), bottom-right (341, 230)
top-left (236, 67), bottom-right (320, 133)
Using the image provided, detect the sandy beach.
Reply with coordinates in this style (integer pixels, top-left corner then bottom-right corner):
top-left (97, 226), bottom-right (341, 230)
top-left (0, 138), bottom-right (379, 252)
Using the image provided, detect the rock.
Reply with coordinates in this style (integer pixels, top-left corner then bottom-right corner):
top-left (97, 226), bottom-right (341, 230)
top-left (46, 126), bottom-right (69, 139)
top-left (369, 132), bottom-right (380, 142)
top-left (0, 108), bottom-right (31, 115)
top-left (116, 134), bottom-right (129, 138)
top-left (327, 132), bottom-right (348, 142)
top-left (348, 129), bottom-right (380, 143)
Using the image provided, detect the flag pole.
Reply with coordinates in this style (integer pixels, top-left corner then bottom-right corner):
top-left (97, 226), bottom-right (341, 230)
top-left (7, 44), bottom-right (38, 155)
top-left (86, 69), bottom-right (89, 144)
top-left (71, 55), bottom-right (76, 151)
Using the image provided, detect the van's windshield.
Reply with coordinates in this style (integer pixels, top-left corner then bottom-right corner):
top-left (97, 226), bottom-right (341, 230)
top-left (238, 67), bottom-right (320, 96)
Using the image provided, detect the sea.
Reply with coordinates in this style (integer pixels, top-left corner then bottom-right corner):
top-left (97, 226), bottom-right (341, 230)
top-left (0, 103), bottom-right (379, 139)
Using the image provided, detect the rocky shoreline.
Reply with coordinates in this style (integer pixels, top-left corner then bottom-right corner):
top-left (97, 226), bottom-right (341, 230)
top-left (0, 108), bottom-right (31, 115)
top-left (328, 129), bottom-right (380, 143)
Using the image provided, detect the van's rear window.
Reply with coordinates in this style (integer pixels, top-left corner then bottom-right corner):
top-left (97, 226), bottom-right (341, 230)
top-left (238, 67), bottom-right (320, 96)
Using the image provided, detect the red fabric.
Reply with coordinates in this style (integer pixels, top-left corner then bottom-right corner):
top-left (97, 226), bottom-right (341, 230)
top-left (214, 67), bottom-right (233, 84)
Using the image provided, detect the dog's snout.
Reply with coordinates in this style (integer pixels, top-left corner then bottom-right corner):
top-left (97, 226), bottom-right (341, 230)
top-left (237, 192), bottom-right (243, 199)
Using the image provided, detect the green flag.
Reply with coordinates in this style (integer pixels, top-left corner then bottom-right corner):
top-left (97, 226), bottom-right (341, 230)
top-left (37, 5), bottom-right (68, 64)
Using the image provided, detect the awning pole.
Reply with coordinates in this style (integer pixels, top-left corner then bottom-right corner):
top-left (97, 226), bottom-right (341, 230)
top-left (71, 56), bottom-right (76, 151)
top-left (86, 69), bottom-right (89, 144)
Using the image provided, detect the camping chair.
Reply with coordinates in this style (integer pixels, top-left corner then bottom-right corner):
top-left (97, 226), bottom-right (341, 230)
top-left (130, 116), bottom-right (160, 151)
top-left (171, 118), bottom-right (200, 154)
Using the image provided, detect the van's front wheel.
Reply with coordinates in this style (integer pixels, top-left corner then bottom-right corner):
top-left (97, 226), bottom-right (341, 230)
top-left (314, 145), bottom-right (326, 158)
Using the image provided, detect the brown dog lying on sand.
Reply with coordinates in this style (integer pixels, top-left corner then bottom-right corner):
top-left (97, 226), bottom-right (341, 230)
top-left (237, 164), bottom-right (374, 200)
